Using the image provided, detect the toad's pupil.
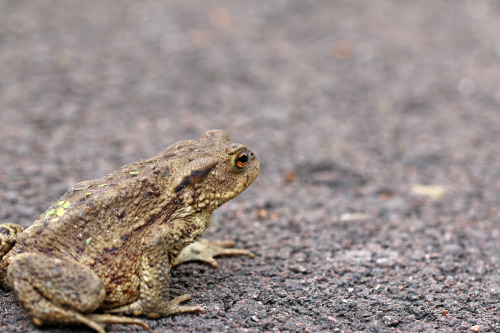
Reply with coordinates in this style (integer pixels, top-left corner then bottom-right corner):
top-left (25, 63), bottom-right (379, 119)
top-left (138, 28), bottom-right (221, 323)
top-left (238, 153), bottom-right (248, 163)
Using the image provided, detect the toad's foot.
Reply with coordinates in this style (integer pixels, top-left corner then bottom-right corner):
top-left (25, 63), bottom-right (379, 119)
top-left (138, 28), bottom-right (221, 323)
top-left (62, 313), bottom-right (148, 333)
top-left (32, 312), bottom-right (147, 333)
top-left (109, 294), bottom-right (205, 318)
top-left (85, 314), bottom-right (149, 332)
top-left (174, 239), bottom-right (255, 268)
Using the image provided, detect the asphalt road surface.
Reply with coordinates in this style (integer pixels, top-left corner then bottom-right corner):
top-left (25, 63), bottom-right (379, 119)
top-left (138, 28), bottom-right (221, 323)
top-left (1, 1), bottom-right (499, 332)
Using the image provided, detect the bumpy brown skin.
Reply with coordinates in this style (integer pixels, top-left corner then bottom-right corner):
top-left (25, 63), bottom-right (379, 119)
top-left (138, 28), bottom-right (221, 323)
top-left (0, 130), bottom-right (260, 333)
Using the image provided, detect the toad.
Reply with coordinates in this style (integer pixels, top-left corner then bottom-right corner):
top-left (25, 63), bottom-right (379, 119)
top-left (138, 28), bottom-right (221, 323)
top-left (0, 129), bottom-right (260, 332)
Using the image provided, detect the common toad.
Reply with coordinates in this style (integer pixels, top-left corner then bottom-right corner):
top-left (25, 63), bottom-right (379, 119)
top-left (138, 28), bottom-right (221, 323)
top-left (0, 129), bottom-right (259, 332)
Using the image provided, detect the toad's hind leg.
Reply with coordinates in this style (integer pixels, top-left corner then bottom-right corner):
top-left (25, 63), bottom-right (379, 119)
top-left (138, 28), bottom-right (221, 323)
top-left (7, 253), bottom-right (148, 333)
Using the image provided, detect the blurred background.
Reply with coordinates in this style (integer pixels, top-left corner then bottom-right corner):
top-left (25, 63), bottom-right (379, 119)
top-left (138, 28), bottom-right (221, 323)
top-left (1, 1), bottom-right (500, 331)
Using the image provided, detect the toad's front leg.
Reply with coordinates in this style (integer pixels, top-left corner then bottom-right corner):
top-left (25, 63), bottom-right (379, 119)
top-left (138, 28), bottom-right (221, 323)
top-left (109, 219), bottom-right (205, 318)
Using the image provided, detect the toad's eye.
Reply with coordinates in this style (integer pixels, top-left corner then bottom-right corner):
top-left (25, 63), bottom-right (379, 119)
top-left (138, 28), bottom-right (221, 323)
top-left (235, 150), bottom-right (249, 169)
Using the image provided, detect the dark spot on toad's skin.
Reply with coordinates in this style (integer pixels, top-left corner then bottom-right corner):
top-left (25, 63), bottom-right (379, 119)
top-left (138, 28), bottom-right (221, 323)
top-left (190, 166), bottom-right (213, 179)
top-left (104, 246), bottom-right (119, 254)
top-left (116, 209), bottom-right (126, 218)
top-left (161, 166), bottom-right (170, 178)
top-left (122, 289), bottom-right (133, 295)
top-left (0, 227), bottom-right (10, 236)
top-left (37, 247), bottom-right (54, 256)
top-left (174, 176), bottom-right (191, 193)
top-left (163, 152), bottom-right (176, 159)
top-left (175, 165), bottom-right (216, 193)
top-left (120, 233), bottom-right (130, 241)
top-left (153, 166), bottom-right (162, 175)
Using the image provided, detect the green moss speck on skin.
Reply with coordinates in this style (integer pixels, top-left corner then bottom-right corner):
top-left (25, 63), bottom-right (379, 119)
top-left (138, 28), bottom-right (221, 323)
top-left (45, 209), bottom-right (56, 217)
top-left (56, 207), bottom-right (65, 217)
